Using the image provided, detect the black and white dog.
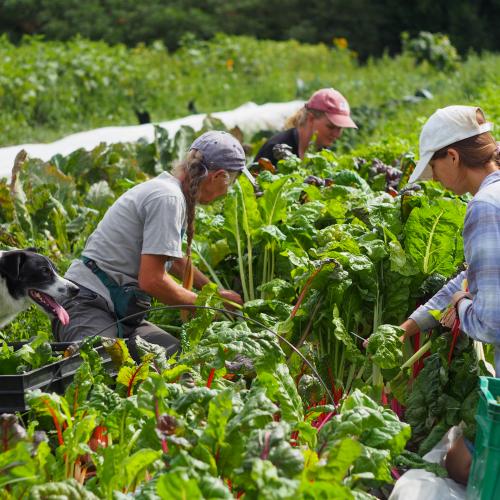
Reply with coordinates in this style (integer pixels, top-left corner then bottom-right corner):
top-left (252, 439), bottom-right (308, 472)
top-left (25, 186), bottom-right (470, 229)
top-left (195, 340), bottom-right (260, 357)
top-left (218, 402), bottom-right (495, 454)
top-left (0, 249), bottom-right (79, 328)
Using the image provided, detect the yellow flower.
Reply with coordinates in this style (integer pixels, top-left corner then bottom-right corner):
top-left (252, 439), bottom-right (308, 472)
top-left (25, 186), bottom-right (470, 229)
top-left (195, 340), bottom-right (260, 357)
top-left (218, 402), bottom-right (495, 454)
top-left (226, 58), bottom-right (234, 71)
top-left (333, 37), bottom-right (348, 50)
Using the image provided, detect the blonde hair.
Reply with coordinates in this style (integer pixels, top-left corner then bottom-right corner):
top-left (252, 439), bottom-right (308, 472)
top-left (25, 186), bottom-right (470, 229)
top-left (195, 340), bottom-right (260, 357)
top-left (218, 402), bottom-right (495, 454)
top-left (284, 106), bottom-right (325, 129)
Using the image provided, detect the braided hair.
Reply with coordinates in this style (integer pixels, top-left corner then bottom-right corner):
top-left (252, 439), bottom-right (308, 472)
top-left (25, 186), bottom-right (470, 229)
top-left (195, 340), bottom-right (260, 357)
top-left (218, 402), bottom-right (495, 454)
top-left (173, 149), bottom-right (208, 258)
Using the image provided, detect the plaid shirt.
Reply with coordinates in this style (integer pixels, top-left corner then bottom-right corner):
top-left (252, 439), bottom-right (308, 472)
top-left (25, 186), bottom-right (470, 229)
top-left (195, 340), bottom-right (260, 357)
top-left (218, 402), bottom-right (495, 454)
top-left (410, 170), bottom-right (500, 375)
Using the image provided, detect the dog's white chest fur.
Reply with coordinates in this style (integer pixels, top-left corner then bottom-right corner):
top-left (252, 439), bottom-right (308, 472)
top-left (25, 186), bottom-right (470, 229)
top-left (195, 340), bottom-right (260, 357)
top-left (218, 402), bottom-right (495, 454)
top-left (0, 275), bottom-right (29, 327)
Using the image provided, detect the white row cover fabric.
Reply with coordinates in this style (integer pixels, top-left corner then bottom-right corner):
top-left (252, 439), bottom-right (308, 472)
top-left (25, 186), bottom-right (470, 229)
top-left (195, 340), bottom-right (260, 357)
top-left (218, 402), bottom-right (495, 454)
top-left (0, 100), bottom-right (304, 181)
top-left (389, 426), bottom-right (466, 500)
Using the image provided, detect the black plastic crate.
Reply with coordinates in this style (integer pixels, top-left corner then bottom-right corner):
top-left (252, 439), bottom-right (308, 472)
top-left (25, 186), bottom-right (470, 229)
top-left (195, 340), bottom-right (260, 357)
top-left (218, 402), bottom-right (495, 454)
top-left (0, 342), bottom-right (114, 413)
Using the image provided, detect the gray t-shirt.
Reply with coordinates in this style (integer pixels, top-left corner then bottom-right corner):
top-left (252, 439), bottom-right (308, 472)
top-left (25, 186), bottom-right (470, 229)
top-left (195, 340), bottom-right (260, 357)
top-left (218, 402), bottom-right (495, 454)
top-left (66, 172), bottom-right (187, 309)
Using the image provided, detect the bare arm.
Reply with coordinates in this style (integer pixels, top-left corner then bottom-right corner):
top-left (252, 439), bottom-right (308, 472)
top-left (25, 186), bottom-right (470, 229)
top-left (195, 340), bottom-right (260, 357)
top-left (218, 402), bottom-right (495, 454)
top-left (399, 318), bottom-right (420, 341)
top-left (138, 254), bottom-right (198, 306)
top-left (168, 256), bottom-right (211, 290)
top-left (169, 256), bottom-right (243, 306)
top-left (140, 255), bottom-right (243, 307)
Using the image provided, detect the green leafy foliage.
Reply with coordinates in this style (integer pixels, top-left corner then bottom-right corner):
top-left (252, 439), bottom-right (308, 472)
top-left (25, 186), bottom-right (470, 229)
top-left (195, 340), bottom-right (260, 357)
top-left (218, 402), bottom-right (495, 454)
top-left (367, 324), bottom-right (405, 370)
top-left (405, 334), bottom-right (489, 455)
top-left (0, 56), bottom-right (491, 496)
top-left (402, 31), bottom-right (459, 71)
top-left (0, 334), bottom-right (59, 374)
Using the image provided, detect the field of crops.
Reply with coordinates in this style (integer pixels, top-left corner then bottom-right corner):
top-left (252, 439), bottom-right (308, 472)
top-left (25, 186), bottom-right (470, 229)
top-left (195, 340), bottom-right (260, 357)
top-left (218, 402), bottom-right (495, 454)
top-left (0, 119), bottom-right (493, 498)
top-left (0, 33), bottom-right (498, 499)
top-left (1, 34), bottom-right (499, 148)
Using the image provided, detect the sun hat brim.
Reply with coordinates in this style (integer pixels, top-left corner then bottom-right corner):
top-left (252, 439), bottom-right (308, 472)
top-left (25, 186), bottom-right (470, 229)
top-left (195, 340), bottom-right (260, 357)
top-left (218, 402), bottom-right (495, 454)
top-left (326, 112), bottom-right (358, 129)
top-left (240, 166), bottom-right (257, 186)
top-left (409, 151), bottom-right (433, 183)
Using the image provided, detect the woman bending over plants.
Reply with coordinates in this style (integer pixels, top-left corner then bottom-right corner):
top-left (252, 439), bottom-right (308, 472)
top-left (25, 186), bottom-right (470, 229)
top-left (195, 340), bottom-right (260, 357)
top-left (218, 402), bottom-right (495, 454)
top-left (400, 105), bottom-right (500, 484)
top-left (254, 88), bottom-right (358, 167)
top-left (53, 131), bottom-right (254, 358)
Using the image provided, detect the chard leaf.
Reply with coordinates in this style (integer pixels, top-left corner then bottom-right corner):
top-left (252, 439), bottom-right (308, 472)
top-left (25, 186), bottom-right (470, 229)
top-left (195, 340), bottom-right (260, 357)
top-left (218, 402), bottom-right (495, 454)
top-left (82, 382), bottom-right (123, 420)
top-left (132, 336), bottom-right (170, 372)
top-left (382, 269), bottom-right (412, 325)
top-left (404, 199), bottom-right (466, 276)
top-left (257, 224), bottom-right (287, 243)
top-left (117, 362), bottom-right (150, 395)
top-left (319, 390), bottom-right (410, 458)
top-left (225, 385), bottom-right (277, 435)
top-left (28, 478), bottom-right (100, 499)
top-left (366, 324), bottom-right (404, 369)
top-left (197, 474), bottom-right (233, 499)
top-left (183, 283), bottom-right (222, 348)
top-left (257, 278), bottom-right (295, 302)
top-left (0, 414), bottom-right (27, 450)
top-left (121, 449), bottom-right (162, 488)
top-left (199, 388), bottom-right (234, 453)
top-left (258, 175), bottom-right (299, 225)
top-left (184, 321), bottom-right (284, 372)
top-left (102, 338), bottom-right (133, 368)
top-left (243, 298), bottom-right (292, 321)
top-left (241, 422), bottom-right (304, 478)
top-left (85, 180), bottom-right (115, 211)
top-left (247, 459), bottom-right (299, 499)
top-left (172, 387), bottom-right (217, 414)
top-left (255, 363), bottom-right (304, 423)
top-left (352, 446), bottom-right (392, 483)
top-left (65, 360), bottom-right (95, 414)
top-left (59, 414), bottom-right (96, 466)
top-left (219, 385), bottom-right (278, 475)
top-left (395, 450), bottom-right (448, 477)
top-left (0, 441), bottom-right (40, 490)
top-left (305, 438), bottom-right (362, 483)
top-left (332, 306), bottom-right (364, 364)
top-left (298, 481), bottom-right (353, 500)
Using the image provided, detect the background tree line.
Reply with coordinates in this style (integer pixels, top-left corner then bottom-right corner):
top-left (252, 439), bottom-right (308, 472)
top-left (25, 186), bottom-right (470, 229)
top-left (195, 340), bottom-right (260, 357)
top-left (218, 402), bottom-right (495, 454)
top-left (0, 0), bottom-right (499, 58)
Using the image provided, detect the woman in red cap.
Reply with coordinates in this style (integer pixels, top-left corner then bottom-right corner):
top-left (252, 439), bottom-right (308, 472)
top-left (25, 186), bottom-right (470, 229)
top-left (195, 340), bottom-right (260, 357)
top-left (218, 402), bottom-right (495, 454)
top-left (254, 88), bottom-right (357, 167)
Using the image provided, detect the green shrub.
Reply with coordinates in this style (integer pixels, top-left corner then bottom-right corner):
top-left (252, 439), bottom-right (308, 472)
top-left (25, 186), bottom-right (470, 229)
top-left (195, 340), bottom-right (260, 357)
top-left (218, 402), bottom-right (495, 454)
top-left (401, 31), bottom-right (459, 72)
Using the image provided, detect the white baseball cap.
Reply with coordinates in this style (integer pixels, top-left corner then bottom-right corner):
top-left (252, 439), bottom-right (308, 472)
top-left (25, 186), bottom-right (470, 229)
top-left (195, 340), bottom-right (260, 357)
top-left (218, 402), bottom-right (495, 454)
top-left (409, 106), bottom-right (494, 183)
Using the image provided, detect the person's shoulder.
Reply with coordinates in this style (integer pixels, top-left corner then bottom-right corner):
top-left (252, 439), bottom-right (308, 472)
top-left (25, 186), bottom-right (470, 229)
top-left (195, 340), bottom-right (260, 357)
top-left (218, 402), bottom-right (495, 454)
top-left (137, 172), bottom-right (183, 197)
top-left (268, 128), bottom-right (297, 144)
top-left (126, 173), bottom-right (185, 212)
top-left (472, 174), bottom-right (500, 208)
top-left (255, 128), bottom-right (297, 163)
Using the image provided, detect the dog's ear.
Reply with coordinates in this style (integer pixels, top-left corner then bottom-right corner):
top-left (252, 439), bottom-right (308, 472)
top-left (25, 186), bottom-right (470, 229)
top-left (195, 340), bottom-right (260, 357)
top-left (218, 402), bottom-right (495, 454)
top-left (0, 251), bottom-right (26, 281)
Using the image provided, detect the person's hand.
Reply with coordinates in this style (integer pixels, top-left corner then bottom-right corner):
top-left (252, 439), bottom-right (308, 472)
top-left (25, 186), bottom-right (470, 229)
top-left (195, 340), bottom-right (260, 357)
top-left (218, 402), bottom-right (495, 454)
top-left (218, 289), bottom-right (243, 310)
top-left (440, 305), bottom-right (456, 329)
top-left (440, 291), bottom-right (472, 328)
top-left (451, 290), bottom-right (472, 307)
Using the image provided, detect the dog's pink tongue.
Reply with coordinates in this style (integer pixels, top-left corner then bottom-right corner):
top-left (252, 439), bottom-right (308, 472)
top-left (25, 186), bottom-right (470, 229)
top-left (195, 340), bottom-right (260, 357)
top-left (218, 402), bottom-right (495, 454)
top-left (54, 304), bottom-right (70, 326)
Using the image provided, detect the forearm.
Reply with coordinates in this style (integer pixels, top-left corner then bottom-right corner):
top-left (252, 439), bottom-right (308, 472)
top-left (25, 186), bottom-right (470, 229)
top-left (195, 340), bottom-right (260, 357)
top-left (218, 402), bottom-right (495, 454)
top-left (169, 257), bottom-right (211, 290)
top-left (400, 318), bottom-right (420, 341)
top-left (141, 272), bottom-right (198, 306)
top-left (409, 270), bottom-right (467, 331)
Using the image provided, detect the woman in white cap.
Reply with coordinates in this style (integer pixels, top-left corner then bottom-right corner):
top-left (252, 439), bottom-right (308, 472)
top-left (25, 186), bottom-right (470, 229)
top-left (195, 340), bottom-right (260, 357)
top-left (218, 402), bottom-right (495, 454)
top-left (254, 88), bottom-right (358, 167)
top-left (400, 105), bottom-right (500, 485)
top-left (53, 131), bottom-right (254, 358)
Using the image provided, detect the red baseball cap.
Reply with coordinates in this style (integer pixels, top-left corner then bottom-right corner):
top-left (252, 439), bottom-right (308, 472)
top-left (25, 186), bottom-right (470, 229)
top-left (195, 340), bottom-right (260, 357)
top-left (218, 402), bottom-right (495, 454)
top-left (306, 88), bottom-right (357, 129)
